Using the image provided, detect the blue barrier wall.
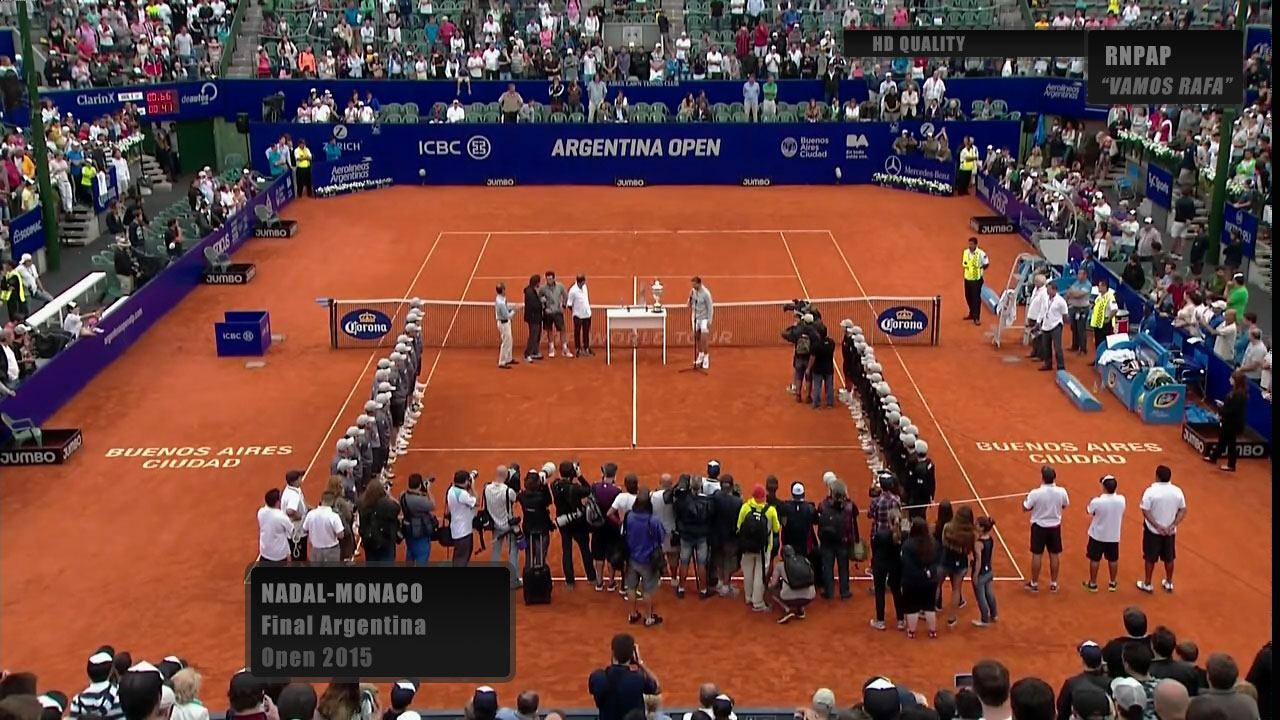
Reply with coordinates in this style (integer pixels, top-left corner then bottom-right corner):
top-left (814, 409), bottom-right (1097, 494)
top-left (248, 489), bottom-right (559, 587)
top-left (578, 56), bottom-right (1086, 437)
top-left (9, 206), bottom-right (45, 258)
top-left (20, 77), bottom-right (1096, 126)
top-left (252, 120), bottom-right (1019, 186)
top-left (3, 173), bottom-right (297, 427)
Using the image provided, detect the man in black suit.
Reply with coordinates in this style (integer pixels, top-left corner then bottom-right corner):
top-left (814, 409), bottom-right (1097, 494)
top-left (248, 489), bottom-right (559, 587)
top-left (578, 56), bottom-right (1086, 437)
top-left (522, 274), bottom-right (544, 363)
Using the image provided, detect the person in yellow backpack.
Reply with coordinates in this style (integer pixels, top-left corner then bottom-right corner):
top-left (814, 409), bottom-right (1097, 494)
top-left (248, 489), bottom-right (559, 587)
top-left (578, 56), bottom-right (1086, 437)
top-left (1088, 276), bottom-right (1119, 364)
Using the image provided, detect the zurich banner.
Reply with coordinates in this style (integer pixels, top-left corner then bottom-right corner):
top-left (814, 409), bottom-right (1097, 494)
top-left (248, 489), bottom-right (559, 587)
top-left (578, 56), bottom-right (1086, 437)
top-left (1145, 163), bottom-right (1173, 209)
top-left (250, 121), bottom-right (1018, 187)
top-left (3, 173), bottom-right (296, 427)
top-left (313, 156), bottom-right (395, 198)
top-left (9, 207), bottom-right (46, 257)
top-left (1221, 202), bottom-right (1259, 259)
top-left (17, 77), bottom-right (1095, 127)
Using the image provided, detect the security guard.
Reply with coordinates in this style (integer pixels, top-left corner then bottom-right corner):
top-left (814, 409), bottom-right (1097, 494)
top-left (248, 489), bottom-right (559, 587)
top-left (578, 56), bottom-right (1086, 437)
top-left (2, 258), bottom-right (26, 321)
top-left (1088, 276), bottom-right (1119, 363)
top-left (962, 237), bottom-right (990, 325)
top-left (294, 139), bottom-right (314, 197)
top-left (957, 136), bottom-right (979, 194)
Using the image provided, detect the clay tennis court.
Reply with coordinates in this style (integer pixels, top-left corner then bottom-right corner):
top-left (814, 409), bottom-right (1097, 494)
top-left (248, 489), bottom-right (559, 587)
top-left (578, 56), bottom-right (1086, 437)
top-left (1, 186), bottom-right (1270, 709)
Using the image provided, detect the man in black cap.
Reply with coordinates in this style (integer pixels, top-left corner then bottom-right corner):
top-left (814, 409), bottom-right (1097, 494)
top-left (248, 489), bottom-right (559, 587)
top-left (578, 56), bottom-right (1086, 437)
top-left (470, 688), bottom-right (499, 720)
top-left (70, 648), bottom-right (124, 720)
top-left (863, 678), bottom-right (902, 720)
top-left (1058, 642), bottom-right (1113, 720)
top-left (385, 682), bottom-right (418, 720)
top-left (1068, 686), bottom-right (1113, 720)
top-left (116, 663), bottom-right (169, 720)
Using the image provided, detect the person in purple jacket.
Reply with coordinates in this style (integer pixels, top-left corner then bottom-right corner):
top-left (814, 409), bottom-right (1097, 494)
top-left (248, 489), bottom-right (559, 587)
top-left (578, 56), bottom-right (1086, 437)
top-left (624, 490), bottom-right (666, 628)
top-left (592, 463), bottom-right (623, 592)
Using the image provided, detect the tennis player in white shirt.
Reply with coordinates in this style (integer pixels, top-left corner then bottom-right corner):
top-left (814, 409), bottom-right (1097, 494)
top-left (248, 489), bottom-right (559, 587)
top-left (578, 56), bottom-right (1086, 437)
top-left (258, 489), bottom-right (294, 564)
top-left (1023, 465), bottom-right (1069, 593)
top-left (1025, 274), bottom-right (1049, 362)
top-left (1083, 475), bottom-right (1125, 592)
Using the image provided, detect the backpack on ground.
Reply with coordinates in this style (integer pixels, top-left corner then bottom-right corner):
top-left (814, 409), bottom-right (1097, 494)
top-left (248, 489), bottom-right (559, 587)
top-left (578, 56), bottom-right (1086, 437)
top-left (818, 500), bottom-right (846, 545)
top-left (738, 503), bottom-right (771, 552)
top-left (783, 551), bottom-right (815, 590)
top-left (584, 484), bottom-right (607, 528)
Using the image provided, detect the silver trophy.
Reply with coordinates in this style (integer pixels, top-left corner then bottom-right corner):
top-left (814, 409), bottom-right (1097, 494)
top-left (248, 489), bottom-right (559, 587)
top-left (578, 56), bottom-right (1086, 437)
top-left (650, 279), bottom-right (664, 312)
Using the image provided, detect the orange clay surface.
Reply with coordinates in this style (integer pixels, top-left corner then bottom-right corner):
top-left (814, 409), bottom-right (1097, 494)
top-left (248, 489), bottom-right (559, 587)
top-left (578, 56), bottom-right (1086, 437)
top-left (1, 186), bottom-right (1271, 710)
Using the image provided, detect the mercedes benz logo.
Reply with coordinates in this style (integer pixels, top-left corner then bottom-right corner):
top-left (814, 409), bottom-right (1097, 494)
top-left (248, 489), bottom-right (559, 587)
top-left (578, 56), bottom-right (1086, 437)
top-left (467, 136), bottom-right (492, 160)
top-left (884, 156), bottom-right (903, 174)
top-left (333, 125), bottom-right (349, 140)
top-left (780, 137), bottom-right (798, 158)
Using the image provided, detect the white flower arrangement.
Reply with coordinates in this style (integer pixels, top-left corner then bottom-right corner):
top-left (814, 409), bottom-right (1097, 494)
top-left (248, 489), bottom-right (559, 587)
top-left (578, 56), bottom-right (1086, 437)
top-left (315, 176), bottom-right (393, 197)
top-left (115, 133), bottom-right (145, 154)
top-left (871, 172), bottom-right (954, 196)
top-left (1118, 130), bottom-right (1179, 165)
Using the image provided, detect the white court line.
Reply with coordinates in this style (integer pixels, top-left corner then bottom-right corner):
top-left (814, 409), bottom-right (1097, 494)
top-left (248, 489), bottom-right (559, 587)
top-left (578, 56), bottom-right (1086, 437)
top-left (472, 274), bottom-right (797, 281)
top-left (406, 444), bottom-right (861, 453)
top-left (439, 229), bottom-right (834, 236)
top-left (299, 231), bottom-right (446, 483)
top-left (632, 275), bottom-right (639, 450)
top-left (822, 229), bottom-right (1026, 581)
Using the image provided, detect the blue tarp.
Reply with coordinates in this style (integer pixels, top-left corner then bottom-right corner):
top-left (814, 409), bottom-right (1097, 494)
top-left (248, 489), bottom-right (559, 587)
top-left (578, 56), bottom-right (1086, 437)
top-left (250, 120), bottom-right (1019, 186)
top-left (14, 76), bottom-right (1097, 126)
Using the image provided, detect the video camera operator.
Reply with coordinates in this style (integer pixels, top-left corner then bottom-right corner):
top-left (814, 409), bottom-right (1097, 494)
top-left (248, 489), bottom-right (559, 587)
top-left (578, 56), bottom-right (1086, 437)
top-left (552, 460), bottom-right (598, 589)
top-left (672, 473), bottom-right (714, 599)
top-left (781, 300), bottom-right (823, 403)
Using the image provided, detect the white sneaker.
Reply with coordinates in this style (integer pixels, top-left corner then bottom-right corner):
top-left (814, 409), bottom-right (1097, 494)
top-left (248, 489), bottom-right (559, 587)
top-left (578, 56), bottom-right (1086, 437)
top-left (563, 344), bottom-right (571, 356)
top-left (415, 382), bottom-right (426, 390)
top-left (1136, 581), bottom-right (1154, 593)
top-left (396, 447), bottom-right (409, 456)
top-left (548, 347), bottom-right (556, 358)
top-left (701, 355), bottom-right (709, 369)
top-left (1161, 580), bottom-right (1174, 593)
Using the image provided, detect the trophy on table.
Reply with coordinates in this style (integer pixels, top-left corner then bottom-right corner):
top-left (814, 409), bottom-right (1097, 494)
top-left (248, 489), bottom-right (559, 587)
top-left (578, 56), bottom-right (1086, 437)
top-left (650, 279), bottom-right (664, 312)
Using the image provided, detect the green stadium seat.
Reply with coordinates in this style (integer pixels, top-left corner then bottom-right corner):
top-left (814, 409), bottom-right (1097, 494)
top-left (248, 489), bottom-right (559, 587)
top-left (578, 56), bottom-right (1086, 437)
top-left (992, 99), bottom-right (1009, 117)
top-left (550, 112), bottom-right (567, 122)
top-left (569, 111), bottom-right (585, 122)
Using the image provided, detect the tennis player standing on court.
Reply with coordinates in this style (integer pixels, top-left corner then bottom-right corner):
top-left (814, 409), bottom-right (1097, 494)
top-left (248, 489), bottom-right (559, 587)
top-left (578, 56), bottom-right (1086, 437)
top-left (690, 277), bottom-right (714, 370)
top-left (495, 283), bottom-right (518, 369)
top-left (568, 274), bottom-right (594, 357)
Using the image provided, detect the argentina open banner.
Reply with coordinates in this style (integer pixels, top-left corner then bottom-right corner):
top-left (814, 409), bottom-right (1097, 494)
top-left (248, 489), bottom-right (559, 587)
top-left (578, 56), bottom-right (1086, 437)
top-left (250, 121), bottom-right (1018, 188)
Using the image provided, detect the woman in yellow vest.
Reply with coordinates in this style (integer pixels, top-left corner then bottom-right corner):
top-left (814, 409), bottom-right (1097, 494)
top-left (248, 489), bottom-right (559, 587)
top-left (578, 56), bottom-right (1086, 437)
top-left (1087, 276), bottom-right (1118, 363)
top-left (957, 136), bottom-right (979, 195)
top-left (294, 139), bottom-right (314, 197)
top-left (79, 161), bottom-right (98, 206)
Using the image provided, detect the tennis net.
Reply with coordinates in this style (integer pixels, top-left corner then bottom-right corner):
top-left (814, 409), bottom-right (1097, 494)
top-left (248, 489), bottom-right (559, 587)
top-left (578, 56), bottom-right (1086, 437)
top-left (325, 296), bottom-right (942, 350)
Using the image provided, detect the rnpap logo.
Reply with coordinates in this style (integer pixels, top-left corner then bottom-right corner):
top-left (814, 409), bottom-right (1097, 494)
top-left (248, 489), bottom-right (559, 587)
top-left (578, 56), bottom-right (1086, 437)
top-left (876, 306), bottom-right (928, 338)
top-left (418, 136), bottom-right (491, 160)
top-left (341, 309), bottom-right (393, 340)
top-left (180, 82), bottom-right (219, 106)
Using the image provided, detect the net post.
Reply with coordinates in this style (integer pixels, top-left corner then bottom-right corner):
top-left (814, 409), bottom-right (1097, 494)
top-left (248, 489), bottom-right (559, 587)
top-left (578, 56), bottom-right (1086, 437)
top-left (932, 295), bottom-right (941, 346)
top-left (328, 299), bottom-right (337, 349)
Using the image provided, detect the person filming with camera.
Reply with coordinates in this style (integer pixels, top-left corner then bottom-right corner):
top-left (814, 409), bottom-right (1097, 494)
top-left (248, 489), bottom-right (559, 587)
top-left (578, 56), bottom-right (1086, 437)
top-left (552, 461), bottom-right (598, 589)
top-left (445, 470), bottom-right (479, 566)
top-left (784, 303), bottom-right (823, 403)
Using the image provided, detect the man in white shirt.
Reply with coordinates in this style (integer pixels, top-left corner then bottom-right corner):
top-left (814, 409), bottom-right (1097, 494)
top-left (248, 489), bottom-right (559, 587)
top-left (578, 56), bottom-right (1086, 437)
top-left (258, 488), bottom-right (293, 564)
top-left (1084, 475), bottom-right (1125, 592)
top-left (607, 473), bottom-right (640, 525)
top-left (446, 99), bottom-right (467, 123)
top-left (566, 273), bottom-right (593, 357)
top-left (1203, 307), bottom-right (1237, 362)
top-left (280, 469), bottom-right (308, 561)
top-left (17, 254), bottom-right (54, 304)
top-left (1022, 465), bottom-right (1069, 592)
top-left (0, 329), bottom-right (19, 397)
top-left (1137, 465), bottom-right (1185, 594)
top-left (303, 492), bottom-right (346, 563)
top-left (706, 46), bottom-right (724, 79)
top-left (650, 474), bottom-right (679, 582)
top-left (61, 301), bottom-right (102, 338)
top-left (485, 465), bottom-right (520, 578)
top-left (1025, 273), bottom-right (1049, 362)
top-left (1039, 282), bottom-right (1069, 372)
top-left (447, 470), bottom-right (479, 565)
top-left (357, 102), bottom-right (375, 123)
top-left (483, 42), bottom-right (501, 77)
top-left (922, 70), bottom-right (946, 105)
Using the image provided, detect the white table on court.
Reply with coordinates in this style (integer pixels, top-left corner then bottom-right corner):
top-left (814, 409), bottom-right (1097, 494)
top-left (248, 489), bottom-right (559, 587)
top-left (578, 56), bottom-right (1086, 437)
top-left (606, 307), bottom-right (667, 365)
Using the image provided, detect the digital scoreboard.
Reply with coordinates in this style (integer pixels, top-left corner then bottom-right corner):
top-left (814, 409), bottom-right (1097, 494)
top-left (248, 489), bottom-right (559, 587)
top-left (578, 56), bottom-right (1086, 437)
top-left (144, 88), bottom-right (180, 116)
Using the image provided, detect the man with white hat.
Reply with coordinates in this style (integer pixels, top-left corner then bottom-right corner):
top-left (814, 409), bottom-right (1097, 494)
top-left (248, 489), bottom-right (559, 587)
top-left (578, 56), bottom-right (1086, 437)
top-left (374, 391), bottom-right (396, 479)
top-left (62, 301), bottom-right (102, 338)
top-left (905, 440), bottom-right (935, 520)
top-left (365, 400), bottom-right (389, 475)
top-left (335, 458), bottom-right (359, 500)
top-left (16, 253), bottom-right (53, 306)
top-left (388, 353), bottom-right (410, 427)
top-left (330, 438), bottom-right (355, 477)
top-left (839, 320), bottom-right (861, 402)
top-left (354, 418), bottom-right (376, 487)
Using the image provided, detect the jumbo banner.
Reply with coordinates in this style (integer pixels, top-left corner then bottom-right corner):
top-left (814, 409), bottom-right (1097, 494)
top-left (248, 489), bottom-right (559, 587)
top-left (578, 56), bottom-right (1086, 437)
top-left (251, 120), bottom-right (1019, 187)
top-left (1221, 203), bottom-right (1259, 259)
top-left (9, 207), bottom-right (46, 257)
top-left (3, 173), bottom-right (296, 427)
top-left (1145, 163), bottom-right (1173, 209)
top-left (17, 77), bottom-right (1098, 126)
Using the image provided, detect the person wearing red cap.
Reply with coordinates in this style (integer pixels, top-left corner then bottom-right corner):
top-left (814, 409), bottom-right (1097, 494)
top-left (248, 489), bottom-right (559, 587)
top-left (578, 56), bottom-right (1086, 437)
top-left (736, 484), bottom-right (781, 612)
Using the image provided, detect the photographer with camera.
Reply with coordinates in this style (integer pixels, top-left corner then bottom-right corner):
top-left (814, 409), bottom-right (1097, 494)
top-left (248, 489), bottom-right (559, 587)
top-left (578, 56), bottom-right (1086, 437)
top-left (518, 469), bottom-right (555, 603)
top-left (816, 480), bottom-right (861, 601)
top-left (672, 474), bottom-right (714, 599)
top-left (485, 465), bottom-right (522, 583)
top-left (445, 470), bottom-right (479, 566)
top-left (552, 461), bottom-right (599, 590)
top-left (782, 302), bottom-right (823, 403)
